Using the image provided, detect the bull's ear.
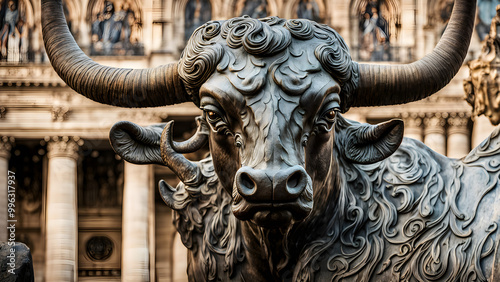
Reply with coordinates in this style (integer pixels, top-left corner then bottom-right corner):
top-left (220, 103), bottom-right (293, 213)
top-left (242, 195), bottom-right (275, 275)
top-left (335, 115), bottom-right (404, 164)
top-left (109, 121), bottom-right (164, 164)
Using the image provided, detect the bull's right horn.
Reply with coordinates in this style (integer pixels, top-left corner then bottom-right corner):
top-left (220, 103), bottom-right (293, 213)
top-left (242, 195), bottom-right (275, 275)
top-left (41, 0), bottom-right (190, 108)
top-left (352, 0), bottom-right (476, 108)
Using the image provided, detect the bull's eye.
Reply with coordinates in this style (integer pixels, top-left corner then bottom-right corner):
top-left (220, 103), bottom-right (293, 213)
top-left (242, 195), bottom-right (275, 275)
top-left (202, 107), bottom-right (232, 135)
top-left (206, 111), bottom-right (221, 122)
top-left (314, 107), bottom-right (339, 133)
top-left (324, 110), bottom-right (336, 122)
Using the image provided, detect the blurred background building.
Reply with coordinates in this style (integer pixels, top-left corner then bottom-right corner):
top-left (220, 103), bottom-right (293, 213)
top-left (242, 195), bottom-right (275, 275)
top-left (0, 0), bottom-right (498, 281)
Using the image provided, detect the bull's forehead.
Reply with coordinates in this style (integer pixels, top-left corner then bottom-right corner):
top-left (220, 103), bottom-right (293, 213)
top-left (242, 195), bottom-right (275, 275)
top-left (200, 43), bottom-right (340, 116)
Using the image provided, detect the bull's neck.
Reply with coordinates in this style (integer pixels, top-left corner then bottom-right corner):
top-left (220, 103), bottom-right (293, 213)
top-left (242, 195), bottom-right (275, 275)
top-left (286, 149), bottom-right (344, 258)
top-left (241, 220), bottom-right (292, 280)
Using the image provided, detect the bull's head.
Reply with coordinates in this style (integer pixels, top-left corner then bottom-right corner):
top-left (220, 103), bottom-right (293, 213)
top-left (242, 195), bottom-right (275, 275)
top-left (41, 0), bottom-right (476, 228)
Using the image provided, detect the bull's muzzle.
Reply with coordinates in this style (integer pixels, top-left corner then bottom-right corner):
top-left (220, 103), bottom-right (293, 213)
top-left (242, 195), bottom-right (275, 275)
top-left (232, 165), bottom-right (313, 227)
top-left (236, 166), bottom-right (308, 202)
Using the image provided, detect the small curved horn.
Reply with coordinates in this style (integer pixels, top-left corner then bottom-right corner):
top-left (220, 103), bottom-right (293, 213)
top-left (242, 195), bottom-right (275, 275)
top-left (41, 0), bottom-right (189, 107)
top-left (161, 121), bottom-right (204, 186)
top-left (171, 117), bottom-right (209, 153)
top-left (159, 180), bottom-right (177, 209)
top-left (353, 0), bottom-right (476, 107)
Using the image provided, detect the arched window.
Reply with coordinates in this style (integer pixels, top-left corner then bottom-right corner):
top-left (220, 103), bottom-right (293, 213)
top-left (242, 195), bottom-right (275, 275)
top-left (296, 0), bottom-right (322, 23)
top-left (88, 0), bottom-right (144, 56)
top-left (0, 0), bottom-right (31, 62)
top-left (184, 0), bottom-right (211, 42)
top-left (352, 0), bottom-right (400, 62)
top-left (236, 0), bottom-right (268, 18)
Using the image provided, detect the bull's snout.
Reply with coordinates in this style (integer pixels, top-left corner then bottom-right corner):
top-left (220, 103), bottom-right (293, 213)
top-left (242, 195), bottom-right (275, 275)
top-left (236, 166), bottom-right (308, 202)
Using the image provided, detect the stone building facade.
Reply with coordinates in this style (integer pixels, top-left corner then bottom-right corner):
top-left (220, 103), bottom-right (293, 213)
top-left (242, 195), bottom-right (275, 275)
top-left (0, 0), bottom-right (498, 281)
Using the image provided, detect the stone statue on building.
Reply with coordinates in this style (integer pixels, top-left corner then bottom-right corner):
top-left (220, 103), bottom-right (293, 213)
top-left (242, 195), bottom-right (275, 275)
top-left (90, 0), bottom-right (142, 56)
top-left (0, 0), bottom-right (27, 62)
top-left (359, 3), bottom-right (390, 61)
top-left (464, 4), bottom-right (500, 125)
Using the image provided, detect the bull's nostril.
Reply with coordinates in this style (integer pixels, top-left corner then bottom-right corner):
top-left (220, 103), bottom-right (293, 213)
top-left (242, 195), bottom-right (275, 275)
top-left (241, 173), bottom-right (255, 190)
top-left (236, 167), bottom-right (273, 202)
top-left (287, 171), bottom-right (300, 188)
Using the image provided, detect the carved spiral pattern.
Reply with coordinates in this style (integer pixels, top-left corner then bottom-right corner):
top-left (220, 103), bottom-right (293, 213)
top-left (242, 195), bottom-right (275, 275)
top-left (285, 19), bottom-right (314, 40)
top-left (221, 17), bottom-right (291, 56)
top-left (315, 43), bottom-right (358, 111)
top-left (179, 23), bottom-right (224, 101)
top-left (201, 21), bottom-right (222, 41)
top-left (178, 17), bottom-right (359, 111)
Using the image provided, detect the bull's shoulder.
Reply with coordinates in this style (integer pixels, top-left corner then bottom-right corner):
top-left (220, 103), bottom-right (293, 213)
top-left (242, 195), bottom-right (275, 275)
top-left (296, 134), bottom-right (500, 281)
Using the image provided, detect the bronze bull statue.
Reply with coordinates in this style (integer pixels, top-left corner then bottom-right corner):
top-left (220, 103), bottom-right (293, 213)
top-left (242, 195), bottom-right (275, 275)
top-left (42, 0), bottom-right (500, 280)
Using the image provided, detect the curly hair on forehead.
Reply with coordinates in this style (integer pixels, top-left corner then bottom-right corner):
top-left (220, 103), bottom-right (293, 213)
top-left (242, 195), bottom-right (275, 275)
top-left (178, 16), bottom-right (359, 112)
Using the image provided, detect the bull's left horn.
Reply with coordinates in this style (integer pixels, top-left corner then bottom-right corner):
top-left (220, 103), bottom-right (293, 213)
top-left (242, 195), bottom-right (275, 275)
top-left (160, 121), bottom-right (204, 186)
top-left (352, 0), bottom-right (476, 107)
top-left (170, 117), bottom-right (209, 153)
top-left (41, 0), bottom-right (190, 107)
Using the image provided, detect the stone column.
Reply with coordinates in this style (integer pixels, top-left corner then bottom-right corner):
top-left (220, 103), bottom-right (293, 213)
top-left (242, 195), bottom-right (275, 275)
top-left (45, 136), bottom-right (82, 282)
top-left (402, 113), bottom-right (424, 142)
top-left (447, 113), bottom-right (471, 159)
top-left (0, 137), bottom-right (14, 242)
top-left (172, 232), bottom-right (188, 282)
top-left (424, 114), bottom-right (447, 155)
top-left (122, 162), bottom-right (152, 282)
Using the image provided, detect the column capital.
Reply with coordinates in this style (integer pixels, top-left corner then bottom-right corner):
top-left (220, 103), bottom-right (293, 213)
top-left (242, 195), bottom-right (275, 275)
top-left (447, 112), bottom-right (471, 135)
top-left (0, 136), bottom-right (14, 159)
top-left (401, 112), bottom-right (424, 128)
top-left (424, 114), bottom-right (446, 135)
top-left (46, 136), bottom-right (83, 160)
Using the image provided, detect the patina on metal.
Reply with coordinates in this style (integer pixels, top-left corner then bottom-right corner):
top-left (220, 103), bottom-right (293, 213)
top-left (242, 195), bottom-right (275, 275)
top-left (40, 0), bottom-right (500, 281)
top-left (465, 4), bottom-right (500, 126)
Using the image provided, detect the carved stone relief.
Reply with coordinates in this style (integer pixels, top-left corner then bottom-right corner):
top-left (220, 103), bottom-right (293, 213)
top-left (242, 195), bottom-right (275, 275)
top-left (89, 0), bottom-right (144, 55)
top-left (0, 0), bottom-right (30, 62)
top-left (86, 236), bottom-right (114, 261)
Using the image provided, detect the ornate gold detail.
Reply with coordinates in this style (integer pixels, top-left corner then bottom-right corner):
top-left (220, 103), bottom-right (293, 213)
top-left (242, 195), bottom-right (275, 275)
top-left (46, 136), bottom-right (84, 160)
top-left (464, 6), bottom-right (500, 125)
